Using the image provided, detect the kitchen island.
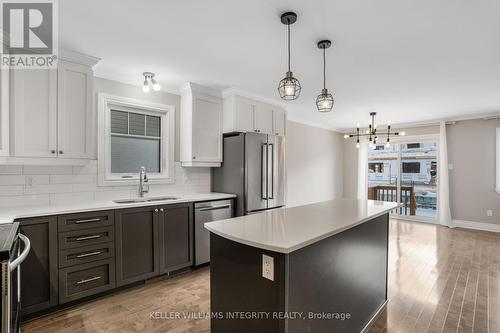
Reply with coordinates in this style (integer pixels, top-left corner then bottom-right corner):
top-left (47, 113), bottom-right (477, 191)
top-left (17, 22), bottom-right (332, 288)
top-left (205, 199), bottom-right (398, 333)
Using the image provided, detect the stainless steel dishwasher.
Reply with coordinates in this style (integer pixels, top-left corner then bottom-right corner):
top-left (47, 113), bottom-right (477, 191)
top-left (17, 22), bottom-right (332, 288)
top-left (194, 200), bottom-right (233, 266)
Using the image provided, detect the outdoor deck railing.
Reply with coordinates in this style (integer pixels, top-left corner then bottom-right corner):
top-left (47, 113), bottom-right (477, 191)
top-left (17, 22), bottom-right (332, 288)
top-left (368, 185), bottom-right (416, 216)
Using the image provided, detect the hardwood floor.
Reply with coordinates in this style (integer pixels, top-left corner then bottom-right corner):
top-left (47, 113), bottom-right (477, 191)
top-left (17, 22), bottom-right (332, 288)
top-left (22, 219), bottom-right (500, 333)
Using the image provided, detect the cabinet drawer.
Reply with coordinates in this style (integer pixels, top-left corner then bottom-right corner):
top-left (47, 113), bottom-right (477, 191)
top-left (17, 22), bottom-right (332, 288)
top-left (59, 259), bottom-right (115, 304)
top-left (58, 210), bottom-right (114, 232)
top-left (59, 226), bottom-right (114, 250)
top-left (59, 242), bottom-right (115, 268)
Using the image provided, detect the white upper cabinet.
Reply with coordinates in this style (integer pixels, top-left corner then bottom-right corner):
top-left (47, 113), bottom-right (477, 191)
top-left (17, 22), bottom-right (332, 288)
top-left (180, 83), bottom-right (223, 167)
top-left (7, 50), bottom-right (99, 164)
top-left (255, 102), bottom-right (274, 134)
top-left (235, 97), bottom-right (256, 133)
top-left (57, 61), bottom-right (93, 159)
top-left (273, 108), bottom-right (287, 136)
top-left (222, 90), bottom-right (287, 136)
top-left (11, 68), bottom-right (58, 158)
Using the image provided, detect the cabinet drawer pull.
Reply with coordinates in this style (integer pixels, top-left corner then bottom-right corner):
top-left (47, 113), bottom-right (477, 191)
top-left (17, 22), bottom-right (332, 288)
top-left (76, 276), bottom-right (102, 285)
top-left (74, 218), bottom-right (101, 224)
top-left (76, 251), bottom-right (102, 258)
top-left (75, 235), bottom-right (102, 241)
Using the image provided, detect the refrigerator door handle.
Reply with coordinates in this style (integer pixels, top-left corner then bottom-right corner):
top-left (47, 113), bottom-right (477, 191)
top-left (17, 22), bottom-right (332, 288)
top-left (261, 143), bottom-right (268, 199)
top-left (268, 143), bottom-right (274, 199)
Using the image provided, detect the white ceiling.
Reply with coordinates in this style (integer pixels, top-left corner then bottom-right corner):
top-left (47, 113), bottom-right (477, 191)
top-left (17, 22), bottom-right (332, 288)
top-left (60, 0), bottom-right (500, 131)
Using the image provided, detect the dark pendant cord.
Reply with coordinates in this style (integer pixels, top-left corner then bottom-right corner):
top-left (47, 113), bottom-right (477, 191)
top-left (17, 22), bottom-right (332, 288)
top-left (287, 22), bottom-right (291, 73)
top-left (323, 47), bottom-right (326, 90)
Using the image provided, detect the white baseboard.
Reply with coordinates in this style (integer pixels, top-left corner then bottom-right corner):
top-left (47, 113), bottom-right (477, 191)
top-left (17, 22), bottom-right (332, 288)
top-left (451, 219), bottom-right (500, 233)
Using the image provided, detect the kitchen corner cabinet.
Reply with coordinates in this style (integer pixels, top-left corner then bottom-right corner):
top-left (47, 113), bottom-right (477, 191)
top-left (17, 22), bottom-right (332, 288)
top-left (8, 52), bottom-right (99, 163)
top-left (19, 216), bottom-right (58, 317)
top-left (180, 83), bottom-right (223, 167)
top-left (115, 206), bottom-right (160, 286)
top-left (158, 203), bottom-right (193, 274)
top-left (222, 94), bottom-right (287, 136)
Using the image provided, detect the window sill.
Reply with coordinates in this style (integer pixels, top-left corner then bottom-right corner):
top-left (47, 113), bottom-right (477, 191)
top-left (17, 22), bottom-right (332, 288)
top-left (98, 176), bottom-right (175, 187)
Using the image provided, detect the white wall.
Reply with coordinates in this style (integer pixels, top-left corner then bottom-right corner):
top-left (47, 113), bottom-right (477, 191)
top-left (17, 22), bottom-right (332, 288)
top-left (448, 119), bottom-right (500, 224)
top-left (286, 121), bottom-right (344, 207)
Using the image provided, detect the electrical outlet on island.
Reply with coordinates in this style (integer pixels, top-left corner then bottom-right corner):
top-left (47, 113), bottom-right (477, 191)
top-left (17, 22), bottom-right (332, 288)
top-left (262, 254), bottom-right (274, 281)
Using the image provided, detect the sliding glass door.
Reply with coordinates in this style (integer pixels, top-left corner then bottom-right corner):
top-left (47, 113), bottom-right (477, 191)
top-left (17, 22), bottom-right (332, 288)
top-left (400, 142), bottom-right (438, 219)
top-left (367, 140), bottom-right (438, 221)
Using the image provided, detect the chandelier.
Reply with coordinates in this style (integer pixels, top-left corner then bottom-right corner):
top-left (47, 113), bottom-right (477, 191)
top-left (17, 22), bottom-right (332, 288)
top-left (344, 112), bottom-right (405, 149)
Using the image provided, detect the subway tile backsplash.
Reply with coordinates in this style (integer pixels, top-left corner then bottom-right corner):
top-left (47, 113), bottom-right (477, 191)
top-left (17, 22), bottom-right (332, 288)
top-left (0, 162), bottom-right (211, 207)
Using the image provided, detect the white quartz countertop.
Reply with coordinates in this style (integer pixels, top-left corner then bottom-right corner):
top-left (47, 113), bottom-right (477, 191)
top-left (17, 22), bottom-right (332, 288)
top-left (0, 192), bottom-right (236, 224)
top-left (205, 199), bottom-right (399, 254)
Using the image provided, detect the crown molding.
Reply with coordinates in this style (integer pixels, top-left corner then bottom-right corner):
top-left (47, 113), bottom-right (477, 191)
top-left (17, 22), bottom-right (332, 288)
top-left (58, 49), bottom-right (101, 68)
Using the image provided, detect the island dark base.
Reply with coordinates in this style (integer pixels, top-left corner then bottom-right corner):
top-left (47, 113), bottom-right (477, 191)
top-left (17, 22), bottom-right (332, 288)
top-left (210, 213), bottom-right (389, 333)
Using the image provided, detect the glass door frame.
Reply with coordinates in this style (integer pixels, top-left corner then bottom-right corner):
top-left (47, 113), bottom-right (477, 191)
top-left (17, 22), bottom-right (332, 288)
top-left (368, 133), bottom-right (440, 224)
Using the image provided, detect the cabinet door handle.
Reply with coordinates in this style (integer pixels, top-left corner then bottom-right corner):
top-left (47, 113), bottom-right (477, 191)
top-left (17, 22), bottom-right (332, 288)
top-left (50, 150), bottom-right (56, 154)
top-left (59, 150), bottom-right (64, 154)
top-left (76, 251), bottom-right (102, 258)
top-left (154, 209), bottom-right (159, 212)
top-left (75, 234), bottom-right (102, 241)
top-left (160, 208), bottom-right (164, 212)
top-left (74, 218), bottom-right (101, 224)
top-left (76, 276), bottom-right (102, 285)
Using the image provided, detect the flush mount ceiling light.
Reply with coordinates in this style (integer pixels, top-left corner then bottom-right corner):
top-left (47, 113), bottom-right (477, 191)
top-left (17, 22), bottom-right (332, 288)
top-left (344, 112), bottom-right (405, 149)
top-left (278, 12), bottom-right (301, 101)
top-left (316, 40), bottom-right (334, 112)
top-left (142, 72), bottom-right (160, 93)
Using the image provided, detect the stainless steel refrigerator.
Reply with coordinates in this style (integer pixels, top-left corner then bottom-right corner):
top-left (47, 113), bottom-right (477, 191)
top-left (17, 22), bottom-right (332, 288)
top-left (212, 132), bottom-right (285, 216)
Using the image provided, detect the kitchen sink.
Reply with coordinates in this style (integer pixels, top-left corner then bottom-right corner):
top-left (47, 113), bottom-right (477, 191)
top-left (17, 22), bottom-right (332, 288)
top-left (113, 196), bottom-right (179, 204)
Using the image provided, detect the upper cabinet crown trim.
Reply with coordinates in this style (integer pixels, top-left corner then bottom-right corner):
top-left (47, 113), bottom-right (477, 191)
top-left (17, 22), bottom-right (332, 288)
top-left (180, 82), bottom-right (222, 98)
top-left (58, 49), bottom-right (101, 68)
top-left (222, 87), bottom-right (286, 109)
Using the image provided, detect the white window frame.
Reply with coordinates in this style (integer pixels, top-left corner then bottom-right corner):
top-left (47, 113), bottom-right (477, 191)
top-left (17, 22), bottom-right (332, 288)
top-left (97, 93), bottom-right (175, 186)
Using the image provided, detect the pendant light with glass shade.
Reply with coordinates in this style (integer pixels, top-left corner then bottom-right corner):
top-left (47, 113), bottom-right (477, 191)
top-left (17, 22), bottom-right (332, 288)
top-left (278, 12), bottom-right (301, 100)
top-left (316, 40), bottom-right (334, 112)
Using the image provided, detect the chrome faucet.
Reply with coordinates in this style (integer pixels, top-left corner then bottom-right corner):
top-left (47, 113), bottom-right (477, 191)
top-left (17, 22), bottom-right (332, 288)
top-left (139, 166), bottom-right (149, 197)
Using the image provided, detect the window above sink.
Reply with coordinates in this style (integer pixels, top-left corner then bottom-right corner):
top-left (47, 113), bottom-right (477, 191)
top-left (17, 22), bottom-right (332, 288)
top-left (97, 93), bottom-right (175, 186)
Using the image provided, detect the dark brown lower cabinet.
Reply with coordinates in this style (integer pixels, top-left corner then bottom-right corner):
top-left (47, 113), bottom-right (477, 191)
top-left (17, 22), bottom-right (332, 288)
top-left (115, 206), bottom-right (160, 286)
top-left (159, 203), bottom-right (193, 274)
top-left (19, 217), bottom-right (58, 317)
top-left (18, 202), bottom-right (197, 319)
